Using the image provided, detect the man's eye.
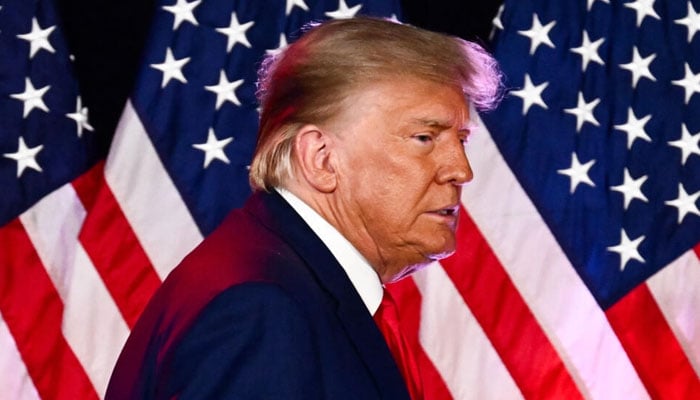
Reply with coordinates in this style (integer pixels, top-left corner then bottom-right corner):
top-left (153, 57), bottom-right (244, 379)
top-left (414, 134), bottom-right (433, 143)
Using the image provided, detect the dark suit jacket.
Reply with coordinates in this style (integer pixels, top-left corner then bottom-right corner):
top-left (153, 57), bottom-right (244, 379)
top-left (105, 190), bottom-right (411, 399)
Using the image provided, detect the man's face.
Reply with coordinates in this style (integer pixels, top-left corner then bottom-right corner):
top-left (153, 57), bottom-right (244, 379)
top-left (328, 78), bottom-right (473, 282)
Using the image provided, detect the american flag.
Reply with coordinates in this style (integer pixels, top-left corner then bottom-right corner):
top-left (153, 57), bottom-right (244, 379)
top-left (390, 0), bottom-right (700, 399)
top-left (3, 0), bottom-right (700, 399)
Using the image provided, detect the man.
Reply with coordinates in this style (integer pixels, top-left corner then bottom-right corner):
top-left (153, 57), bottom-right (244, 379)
top-left (106, 17), bottom-right (502, 399)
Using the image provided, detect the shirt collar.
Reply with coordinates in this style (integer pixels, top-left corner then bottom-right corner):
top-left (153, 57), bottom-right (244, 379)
top-left (276, 188), bottom-right (383, 315)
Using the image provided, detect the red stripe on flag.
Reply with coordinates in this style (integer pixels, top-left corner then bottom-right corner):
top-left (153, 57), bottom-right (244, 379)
top-left (72, 162), bottom-right (162, 328)
top-left (439, 207), bottom-right (583, 399)
top-left (695, 243), bottom-right (700, 259)
top-left (389, 277), bottom-right (454, 400)
top-left (605, 282), bottom-right (700, 399)
top-left (0, 219), bottom-right (99, 400)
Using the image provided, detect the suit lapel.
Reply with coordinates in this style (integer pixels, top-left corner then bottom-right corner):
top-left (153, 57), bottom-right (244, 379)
top-left (245, 191), bottom-right (410, 399)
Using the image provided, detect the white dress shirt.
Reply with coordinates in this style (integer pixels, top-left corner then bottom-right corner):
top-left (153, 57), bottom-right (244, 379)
top-left (277, 188), bottom-right (383, 315)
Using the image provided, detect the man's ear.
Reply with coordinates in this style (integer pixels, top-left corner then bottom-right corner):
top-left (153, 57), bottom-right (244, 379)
top-left (293, 125), bottom-right (337, 193)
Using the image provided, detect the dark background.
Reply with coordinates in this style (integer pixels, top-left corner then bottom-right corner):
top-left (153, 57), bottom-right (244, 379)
top-left (54, 0), bottom-right (503, 154)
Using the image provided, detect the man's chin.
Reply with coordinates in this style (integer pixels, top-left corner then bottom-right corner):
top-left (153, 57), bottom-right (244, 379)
top-left (425, 238), bottom-right (457, 262)
top-left (382, 238), bottom-right (457, 282)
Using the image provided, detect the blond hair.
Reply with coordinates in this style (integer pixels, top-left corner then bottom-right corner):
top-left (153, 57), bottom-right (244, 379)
top-left (250, 17), bottom-right (503, 191)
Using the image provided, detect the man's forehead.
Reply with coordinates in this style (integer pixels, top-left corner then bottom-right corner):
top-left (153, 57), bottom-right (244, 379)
top-left (339, 78), bottom-right (472, 128)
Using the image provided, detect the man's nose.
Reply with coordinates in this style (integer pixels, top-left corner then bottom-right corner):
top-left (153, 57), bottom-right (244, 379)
top-left (436, 138), bottom-right (473, 186)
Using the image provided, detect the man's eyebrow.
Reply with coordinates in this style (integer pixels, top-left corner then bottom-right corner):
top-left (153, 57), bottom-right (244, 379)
top-left (411, 118), bottom-right (454, 130)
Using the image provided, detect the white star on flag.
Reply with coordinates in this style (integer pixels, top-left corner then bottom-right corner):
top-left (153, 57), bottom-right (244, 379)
top-left (672, 63), bottom-right (700, 104)
top-left (624, 0), bottom-right (661, 27)
top-left (611, 168), bottom-right (648, 209)
top-left (3, 136), bottom-right (43, 177)
top-left (558, 152), bottom-right (596, 193)
top-left (564, 93), bottom-right (600, 132)
top-left (9, 77), bottom-right (50, 117)
top-left (571, 31), bottom-right (605, 71)
top-left (518, 14), bottom-right (556, 55)
top-left (216, 12), bottom-right (254, 51)
top-left (16, 17), bottom-right (56, 58)
top-left (668, 124), bottom-right (700, 165)
top-left (325, 0), bottom-right (362, 19)
top-left (65, 97), bottom-right (94, 137)
top-left (675, 2), bottom-right (700, 42)
top-left (286, 0), bottom-right (309, 16)
top-left (162, 0), bottom-right (201, 30)
top-left (511, 74), bottom-right (548, 115)
top-left (492, 4), bottom-right (505, 32)
top-left (665, 183), bottom-right (700, 224)
top-left (205, 70), bottom-right (244, 109)
top-left (608, 229), bottom-right (646, 271)
top-left (192, 129), bottom-right (234, 168)
top-left (615, 109), bottom-right (652, 149)
top-left (620, 47), bottom-right (657, 86)
top-left (150, 47), bottom-right (190, 88)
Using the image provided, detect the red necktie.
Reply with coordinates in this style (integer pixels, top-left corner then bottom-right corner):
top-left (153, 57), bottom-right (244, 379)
top-left (373, 290), bottom-right (423, 400)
